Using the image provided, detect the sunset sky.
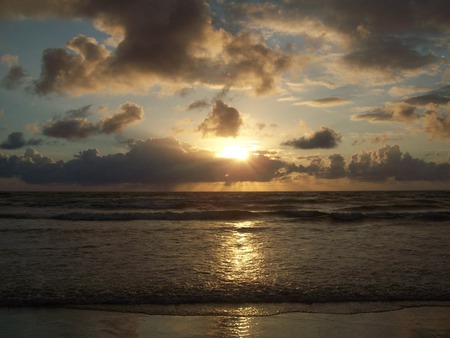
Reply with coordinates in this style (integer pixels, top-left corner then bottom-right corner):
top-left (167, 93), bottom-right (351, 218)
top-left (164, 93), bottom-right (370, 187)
top-left (0, 0), bottom-right (449, 191)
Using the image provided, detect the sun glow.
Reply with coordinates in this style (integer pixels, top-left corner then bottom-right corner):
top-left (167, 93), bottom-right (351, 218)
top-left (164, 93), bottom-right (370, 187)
top-left (216, 145), bottom-right (251, 160)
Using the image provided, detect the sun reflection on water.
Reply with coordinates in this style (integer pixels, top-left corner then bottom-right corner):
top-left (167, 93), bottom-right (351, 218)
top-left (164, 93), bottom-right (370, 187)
top-left (220, 220), bottom-right (264, 284)
top-left (212, 316), bottom-right (256, 338)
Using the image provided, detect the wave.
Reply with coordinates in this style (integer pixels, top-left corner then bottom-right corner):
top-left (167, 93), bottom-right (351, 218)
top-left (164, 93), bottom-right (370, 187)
top-left (2, 287), bottom-right (449, 308)
top-left (1, 210), bottom-right (449, 222)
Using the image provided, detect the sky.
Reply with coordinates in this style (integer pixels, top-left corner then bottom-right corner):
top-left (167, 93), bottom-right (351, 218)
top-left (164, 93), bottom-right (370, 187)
top-left (0, 0), bottom-right (449, 191)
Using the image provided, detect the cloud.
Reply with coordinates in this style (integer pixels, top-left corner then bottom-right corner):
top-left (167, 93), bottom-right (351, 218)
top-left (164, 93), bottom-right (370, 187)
top-left (293, 144), bottom-right (450, 182)
top-left (226, 1), bottom-right (448, 61)
top-left (1, 54), bottom-right (19, 67)
top-left (0, 132), bottom-right (42, 149)
top-left (197, 100), bottom-right (243, 137)
top-left (1, 65), bottom-right (27, 90)
top-left (404, 85), bottom-right (450, 106)
top-left (0, 141), bottom-right (448, 186)
top-left (0, 137), bottom-right (286, 185)
top-left (0, 54), bottom-right (27, 90)
top-left (282, 127), bottom-right (342, 149)
top-left (422, 108), bottom-right (450, 142)
top-left (66, 105), bottom-right (92, 118)
top-left (100, 102), bottom-right (144, 134)
top-left (34, 35), bottom-right (112, 95)
top-left (42, 118), bottom-right (99, 140)
top-left (347, 145), bottom-right (450, 181)
top-left (344, 37), bottom-right (437, 71)
top-left (326, 154), bottom-right (347, 179)
top-left (1, 0), bottom-right (293, 96)
top-left (388, 86), bottom-right (430, 97)
top-left (2, 1), bottom-right (447, 95)
top-left (187, 100), bottom-right (209, 111)
top-left (352, 102), bottom-right (419, 123)
top-left (353, 87), bottom-right (450, 142)
top-left (42, 102), bottom-right (144, 140)
top-left (294, 97), bottom-right (349, 107)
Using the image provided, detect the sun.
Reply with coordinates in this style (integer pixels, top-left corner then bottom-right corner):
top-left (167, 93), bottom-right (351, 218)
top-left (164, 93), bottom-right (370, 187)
top-left (216, 145), bottom-right (250, 160)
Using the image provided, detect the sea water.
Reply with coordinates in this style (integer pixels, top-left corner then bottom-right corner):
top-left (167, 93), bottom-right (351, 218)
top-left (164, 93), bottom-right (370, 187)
top-left (0, 191), bottom-right (449, 316)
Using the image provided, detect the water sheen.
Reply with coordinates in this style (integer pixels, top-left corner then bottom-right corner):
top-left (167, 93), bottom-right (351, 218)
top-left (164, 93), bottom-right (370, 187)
top-left (0, 191), bottom-right (449, 314)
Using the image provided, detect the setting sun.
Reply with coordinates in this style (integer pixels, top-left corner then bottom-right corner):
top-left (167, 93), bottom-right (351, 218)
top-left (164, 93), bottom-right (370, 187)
top-left (216, 145), bottom-right (250, 160)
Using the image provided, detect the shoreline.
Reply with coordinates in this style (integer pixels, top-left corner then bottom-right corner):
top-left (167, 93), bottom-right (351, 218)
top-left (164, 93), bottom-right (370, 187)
top-left (1, 305), bottom-right (449, 338)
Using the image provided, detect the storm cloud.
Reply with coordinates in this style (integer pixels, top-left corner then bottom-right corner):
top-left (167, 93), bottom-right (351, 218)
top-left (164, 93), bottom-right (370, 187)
top-left (282, 127), bottom-right (342, 149)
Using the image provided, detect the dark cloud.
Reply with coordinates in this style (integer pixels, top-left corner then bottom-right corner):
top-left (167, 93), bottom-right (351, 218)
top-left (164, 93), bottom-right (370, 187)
top-left (352, 103), bottom-right (419, 123)
top-left (327, 154), bottom-right (347, 179)
top-left (100, 102), bottom-right (144, 134)
top-left (224, 1), bottom-right (448, 73)
top-left (1, 65), bottom-right (26, 89)
top-left (187, 100), bottom-right (209, 111)
top-left (42, 102), bottom-right (144, 140)
top-left (1, 0), bottom-right (292, 96)
top-left (0, 132), bottom-right (42, 149)
top-left (0, 141), bottom-right (448, 186)
top-left (347, 145), bottom-right (450, 181)
top-left (198, 100), bottom-right (243, 137)
top-left (353, 88), bottom-right (450, 142)
top-left (66, 105), bottom-right (92, 118)
top-left (42, 118), bottom-right (99, 140)
top-left (0, 138), bottom-right (286, 185)
top-left (405, 94), bottom-right (450, 106)
top-left (1, 1), bottom-right (447, 95)
top-left (34, 35), bottom-right (112, 95)
top-left (404, 85), bottom-right (450, 106)
top-left (282, 127), bottom-right (342, 149)
top-left (344, 37), bottom-right (437, 70)
top-left (1, 132), bottom-right (26, 149)
top-left (292, 145), bottom-right (450, 182)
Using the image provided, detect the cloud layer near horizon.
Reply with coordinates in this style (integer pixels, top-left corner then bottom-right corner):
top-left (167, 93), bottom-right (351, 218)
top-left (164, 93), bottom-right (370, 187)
top-left (0, 138), bottom-right (448, 187)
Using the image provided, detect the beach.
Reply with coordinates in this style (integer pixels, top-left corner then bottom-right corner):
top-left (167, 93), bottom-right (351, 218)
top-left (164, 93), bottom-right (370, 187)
top-left (1, 306), bottom-right (449, 338)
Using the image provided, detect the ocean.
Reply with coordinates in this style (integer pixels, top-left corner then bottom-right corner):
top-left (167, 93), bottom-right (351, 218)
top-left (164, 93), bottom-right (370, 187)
top-left (0, 191), bottom-right (449, 316)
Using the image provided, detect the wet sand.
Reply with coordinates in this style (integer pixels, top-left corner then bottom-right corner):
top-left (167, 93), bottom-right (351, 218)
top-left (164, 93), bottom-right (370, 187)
top-left (1, 306), bottom-right (449, 337)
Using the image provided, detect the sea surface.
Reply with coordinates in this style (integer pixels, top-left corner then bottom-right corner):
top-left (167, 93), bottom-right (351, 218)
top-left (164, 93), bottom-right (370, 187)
top-left (0, 191), bottom-right (449, 316)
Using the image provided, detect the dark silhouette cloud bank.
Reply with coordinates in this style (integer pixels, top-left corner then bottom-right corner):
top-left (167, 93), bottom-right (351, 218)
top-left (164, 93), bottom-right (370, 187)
top-left (0, 139), bottom-right (448, 188)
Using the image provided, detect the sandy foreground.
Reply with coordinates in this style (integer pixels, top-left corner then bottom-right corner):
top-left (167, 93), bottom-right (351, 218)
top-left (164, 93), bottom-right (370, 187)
top-left (0, 306), bottom-right (449, 338)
